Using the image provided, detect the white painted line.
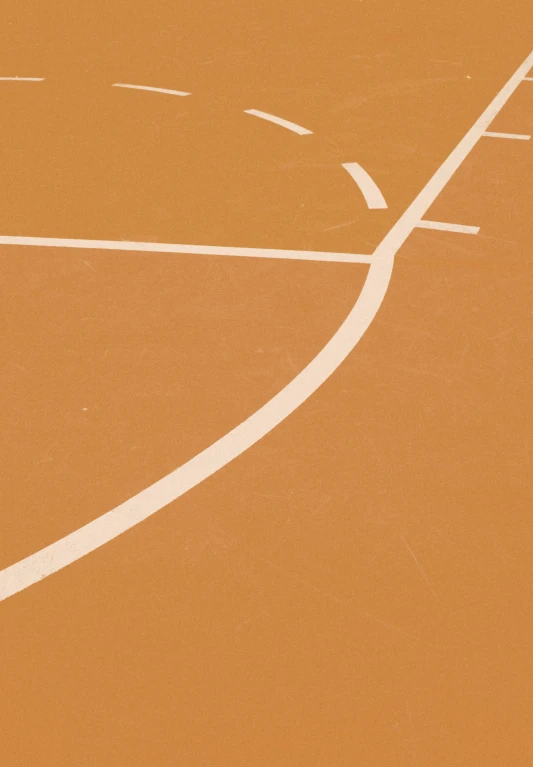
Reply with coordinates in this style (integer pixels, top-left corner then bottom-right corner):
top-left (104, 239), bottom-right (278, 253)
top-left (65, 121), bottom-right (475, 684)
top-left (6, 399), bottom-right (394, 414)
top-left (244, 109), bottom-right (312, 135)
top-left (1, 49), bottom-right (532, 603)
top-left (483, 131), bottom-right (531, 140)
top-left (523, 77), bottom-right (533, 81)
top-left (416, 220), bottom-right (480, 235)
top-left (112, 83), bottom-right (190, 97)
top-left (341, 163), bottom-right (388, 209)
top-left (0, 236), bottom-right (372, 264)
top-left (0, 77), bottom-right (45, 82)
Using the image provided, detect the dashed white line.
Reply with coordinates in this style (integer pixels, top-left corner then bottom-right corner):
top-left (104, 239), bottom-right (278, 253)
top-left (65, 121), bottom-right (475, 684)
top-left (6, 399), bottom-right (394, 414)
top-left (0, 49), bottom-right (532, 603)
top-left (112, 83), bottom-right (191, 97)
top-left (0, 236), bottom-right (372, 264)
top-left (244, 109), bottom-right (312, 135)
top-left (483, 131), bottom-right (531, 140)
top-left (416, 220), bottom-right (480, 235)
top-left (342, 163), bottom-right (388, 209)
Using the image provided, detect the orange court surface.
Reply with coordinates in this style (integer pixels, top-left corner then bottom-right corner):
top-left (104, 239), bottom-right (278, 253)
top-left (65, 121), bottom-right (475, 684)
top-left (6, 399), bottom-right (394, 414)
top-left (1, 1), bottom-right (533, 765)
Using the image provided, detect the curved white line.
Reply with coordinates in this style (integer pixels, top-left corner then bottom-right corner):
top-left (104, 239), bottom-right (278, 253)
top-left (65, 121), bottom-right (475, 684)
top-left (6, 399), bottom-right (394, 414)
top-left (112, 83), bottom-right (190, 97)
top-left (244, 109), bottom-right (312, 135)
top-left (0, 257), bottom-right (387, 603)
top-left (342, 162), bottom-right (388, 209)
top-left (1, 48), bottom-right (532, 602)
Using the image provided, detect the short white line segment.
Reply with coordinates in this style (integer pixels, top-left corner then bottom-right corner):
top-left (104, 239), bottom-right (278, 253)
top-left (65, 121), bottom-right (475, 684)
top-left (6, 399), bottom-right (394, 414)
top-left (244, 109), bottom-right (312, 135)
top-left (0, 236), bottom-right (372, 264)
top-left (112, 83), bottom-right (190, 97)
top-left (523, 77), bottom-right (533, 81)
top-left (0, 77), bottom-right (45, 82)
top-left (483, 131), bottom-right (531, 140)
top-left (416, 220), bottom-right (480, 235)
top-left (1, 49), bottom-right (532, 603)
top-left (342, 163), bottom-right (388, 209)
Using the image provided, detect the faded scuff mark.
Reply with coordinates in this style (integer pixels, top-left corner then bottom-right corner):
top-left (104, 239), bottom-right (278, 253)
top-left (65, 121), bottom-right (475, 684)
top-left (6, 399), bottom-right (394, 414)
top-left (399, 533), bottom-right (438, 600)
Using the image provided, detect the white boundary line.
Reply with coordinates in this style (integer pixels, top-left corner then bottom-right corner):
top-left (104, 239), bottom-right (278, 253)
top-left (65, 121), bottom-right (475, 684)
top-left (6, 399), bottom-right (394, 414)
top-left (341, 163), bottom-right (388, 209)
top-left (0, 77), bottom-right (45, 82)
top-left (1, 49), bottom-right (532, 603)
top-left (244, 109), bottom-right (312, 135)
top-left (416, 220), bottom-right (480, 235)
top-left (0, 236), bottom-right (372, 264)
top-left (112, 83), bottom-right (190, 97)
top-left (483, 131), bottom-right (531, 140)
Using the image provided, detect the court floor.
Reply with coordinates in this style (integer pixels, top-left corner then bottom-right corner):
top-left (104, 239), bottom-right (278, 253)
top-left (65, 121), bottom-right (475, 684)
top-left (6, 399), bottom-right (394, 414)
top-left (1, 1), bottom-right (532, 764)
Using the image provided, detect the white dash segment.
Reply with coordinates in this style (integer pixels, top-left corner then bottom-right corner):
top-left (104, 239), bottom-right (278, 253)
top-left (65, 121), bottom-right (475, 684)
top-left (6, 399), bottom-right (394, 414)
top-left (483, 131), bottom-right (531, 140)
top-left (0, 236), bottom-right (371, 264)
top-left (244, 109), bottom-right (312, 135)
top-left (342, 163), bottom-right (388, 209)
top-left (523, 77), bottom-right (533, 81)
top-left (416, 220), bottom-right (480, 235)
top-left (112, 83), bottom-right (190, 97)
top-left (0, 77), bottom-right (45, 82)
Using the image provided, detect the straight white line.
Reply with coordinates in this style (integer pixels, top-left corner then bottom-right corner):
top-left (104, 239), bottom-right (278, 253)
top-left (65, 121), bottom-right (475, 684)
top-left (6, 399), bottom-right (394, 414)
top-left (483, 131), bottom-right (531, 140)
top-left (0, 77), bottom-right (45, 82)
top-left (1, 49), bottom-right (532, 603)
top-left (244, 109), bottom-right (312, 135)
top-left (0, 236), bottom-right (372, 264)
top-left (416, 220), bottom-right (480, 234)
top-left (523, 77), bottom-right (533, 81)
top-left (112, 83), bottom-right (190, 97)
top-left (341, 163), bottom-right (388, 209)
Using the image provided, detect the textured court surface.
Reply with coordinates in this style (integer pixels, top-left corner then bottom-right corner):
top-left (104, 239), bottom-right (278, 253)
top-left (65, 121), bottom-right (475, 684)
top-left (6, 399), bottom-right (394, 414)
top-left (1, 2), bottom-right (532, 765)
